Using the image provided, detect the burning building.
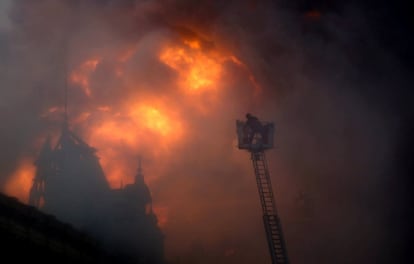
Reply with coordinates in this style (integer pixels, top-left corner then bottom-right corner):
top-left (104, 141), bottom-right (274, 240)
top-left (0, 1), bottom-right (412, 263)
top-left (29, 113), bottom-right (164, 263)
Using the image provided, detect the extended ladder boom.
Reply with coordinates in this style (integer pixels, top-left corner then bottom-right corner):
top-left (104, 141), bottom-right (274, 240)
top-left (252, 151), bottom-right (289, 264)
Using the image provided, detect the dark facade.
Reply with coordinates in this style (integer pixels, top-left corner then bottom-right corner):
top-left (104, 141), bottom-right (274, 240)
top-left (28, 122), bottom-right (164, 263)
top-left (0, 193), bottom-right (113, 263)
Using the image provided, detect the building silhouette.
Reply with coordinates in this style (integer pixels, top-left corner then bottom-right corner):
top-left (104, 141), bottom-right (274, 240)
top-left (29, 119), bottom-right (164, 263)
top-left (0, 192), bottom-right (114, 263)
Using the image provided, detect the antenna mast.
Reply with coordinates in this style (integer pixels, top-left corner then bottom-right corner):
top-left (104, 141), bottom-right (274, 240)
top-left (135, 156), bottom-right (144, 184)
top-left (138, 156), bottom-right (143, 175)
top-left (64, 55), bottom-right (68, 128)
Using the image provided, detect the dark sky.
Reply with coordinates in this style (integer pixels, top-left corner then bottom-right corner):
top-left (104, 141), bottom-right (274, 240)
top-left (284, 0), bottom-right (414, 261)
top-left (295, 0), bottom-right (414, 262)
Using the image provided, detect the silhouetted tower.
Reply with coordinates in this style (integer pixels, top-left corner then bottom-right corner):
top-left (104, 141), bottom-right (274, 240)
top-left (29, 56), bottom-right (70, 209)
top-left (111, 157), bottom-right (164, 263)
top-left (236, 114), bottom-right (289, 264)
top-left (136, 157), bottom-right (153, 215)
top-left (123, 156), bottom-right (153, 216)
top-left (29, 64), bottom-right (110, 227)
top-left (45, 113), bottom-right (110, 226)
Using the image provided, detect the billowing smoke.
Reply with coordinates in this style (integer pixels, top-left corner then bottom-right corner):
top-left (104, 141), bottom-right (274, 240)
top-left (0, 0), bottom-right (411, 263)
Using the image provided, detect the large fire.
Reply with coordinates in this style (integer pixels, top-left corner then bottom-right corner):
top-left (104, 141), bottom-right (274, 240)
top-left (5, 34), bottom-right (260, 229)
top-left (88, 101), bottom-right (184, 187)
top-left (160, 40), bottom-right (222, 92)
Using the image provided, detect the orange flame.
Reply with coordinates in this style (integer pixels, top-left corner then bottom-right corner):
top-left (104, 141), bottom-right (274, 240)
top-left (87, 102), bottom-right (183, 187)
top-left (70, 58), bottom-right (100, 97)
top-left (183, 39), bottom-right (201, 49)
top-left (228, 55), bottom-right (262, 94)
top-left (159, 42), bottom-right (222, 92)
top-left (8, 34), bottom-right (262, 234)
top-left (4, 159), bottom-right (36, 203)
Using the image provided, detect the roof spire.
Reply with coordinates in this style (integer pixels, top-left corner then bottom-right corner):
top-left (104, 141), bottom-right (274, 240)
top-left (135, 156), bottom-right (144, 184)
top-left (63, 53), bottom-right (69, 130)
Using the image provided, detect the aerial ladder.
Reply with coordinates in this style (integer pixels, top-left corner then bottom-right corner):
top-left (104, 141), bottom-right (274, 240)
top-left (236, 114), bottom-right (289, 264)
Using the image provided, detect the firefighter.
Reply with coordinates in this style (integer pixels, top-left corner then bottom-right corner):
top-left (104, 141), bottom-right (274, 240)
top-left (245, 113), bottom-right (264, 144)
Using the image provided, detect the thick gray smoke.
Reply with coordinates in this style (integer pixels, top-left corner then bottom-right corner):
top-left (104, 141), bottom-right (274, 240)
top-left (0, 1), bottom-right (409, 263)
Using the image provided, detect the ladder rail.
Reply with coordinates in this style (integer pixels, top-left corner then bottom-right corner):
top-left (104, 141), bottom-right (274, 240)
top-left (251, 151), bottom-right (289, 264)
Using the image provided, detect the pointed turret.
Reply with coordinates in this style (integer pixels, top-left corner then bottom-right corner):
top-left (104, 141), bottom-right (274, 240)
top-left (122, 157), bottom-right (152, 215)
top-left (135, 156), bottom-right (144, 184)
top-left (29, 136), bottom-right (53, 208)
top-left (109, 157), bottom-right (164, 263)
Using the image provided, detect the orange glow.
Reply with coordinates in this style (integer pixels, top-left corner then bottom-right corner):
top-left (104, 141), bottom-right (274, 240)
top-left (4, 159), bottom-right (36, 203)
top-left (228, 55), bottom-right (262, 94)
top-left (130, 105), bottom-right (175, 136)
top-left (93, 119), bottom-right (138, 146)
top-left (70, 58), bottom-right (100, 96)
top-left (159, 44), bottom-right (222, 92)
top-left (153, 206), bottom-right (169, 228)
top-left (159, 40), bottom-right (262, 97)
top-left (87, 102), bottom-right (183, 187)
top-left (8, 34), bottom-right (262, 243)
top-left (118, 45), bottom-right (139, 62)
top-left (92, 103), bottom-right (182, 144)
top-left (183, 39), bottom-right (201, 49)
top-left (73, 112), bottom-right (91, 124)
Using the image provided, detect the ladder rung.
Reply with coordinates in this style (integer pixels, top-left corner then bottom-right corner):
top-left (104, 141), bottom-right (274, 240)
top-left (252, 152), bottom-right (288, 264)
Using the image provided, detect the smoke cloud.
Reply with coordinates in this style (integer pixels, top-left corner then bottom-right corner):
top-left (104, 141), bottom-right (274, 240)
top-left (0, 0), bottom-right (411, 263)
